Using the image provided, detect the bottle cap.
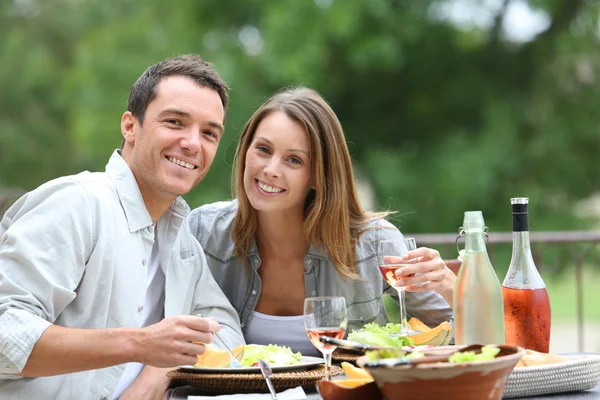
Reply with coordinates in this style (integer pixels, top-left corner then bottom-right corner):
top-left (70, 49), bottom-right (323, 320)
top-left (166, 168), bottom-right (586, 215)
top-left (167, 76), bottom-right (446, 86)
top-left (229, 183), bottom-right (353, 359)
top-left (511, 197), bottom-right (529, 205)
top-left (463, 211), bottom-right (485, 230)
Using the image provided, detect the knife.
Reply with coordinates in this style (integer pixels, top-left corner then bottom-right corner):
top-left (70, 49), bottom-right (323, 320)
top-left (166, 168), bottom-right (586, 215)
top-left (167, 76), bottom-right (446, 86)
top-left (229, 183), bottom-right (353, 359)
top-left (319, 336), bottom-right (393, 352)
top-left (257, 358), bottom-right (278, 400)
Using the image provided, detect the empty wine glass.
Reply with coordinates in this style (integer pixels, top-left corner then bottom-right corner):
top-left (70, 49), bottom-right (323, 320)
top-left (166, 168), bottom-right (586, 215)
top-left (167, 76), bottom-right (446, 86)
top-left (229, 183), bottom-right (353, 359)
top-left (304, 296), bottom-right (348, 381)
top-left (378, 238), bottom-right (420, 336)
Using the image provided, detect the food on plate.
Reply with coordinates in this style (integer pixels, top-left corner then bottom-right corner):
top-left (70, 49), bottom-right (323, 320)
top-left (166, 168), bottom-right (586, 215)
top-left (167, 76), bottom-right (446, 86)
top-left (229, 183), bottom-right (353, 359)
top-left (238, 344), bottom-right (302, 367)
top-left (331, 379), bottom-right (374, 388)
top-left (340, 361), bottom-right (373, 381)
top-left (364, 348), bottom-right (425, 362)
top-left (409, 321), bottom-right (453, 346)
top-left (448, 345), bottom-right (500, 363)
top-left (347, 322), bottom-right (414, 348)
top-left (194, 344), bottom-right (245, 368)
top-left (408, 317), bottom-right (431, 332)
top-left (515, 349), bottom-right (567, 368)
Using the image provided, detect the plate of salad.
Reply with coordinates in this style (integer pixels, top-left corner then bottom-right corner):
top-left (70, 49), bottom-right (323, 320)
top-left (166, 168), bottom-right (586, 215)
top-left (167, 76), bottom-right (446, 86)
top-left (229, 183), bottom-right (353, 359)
top-left (180, 344), bottom-right (324, 373)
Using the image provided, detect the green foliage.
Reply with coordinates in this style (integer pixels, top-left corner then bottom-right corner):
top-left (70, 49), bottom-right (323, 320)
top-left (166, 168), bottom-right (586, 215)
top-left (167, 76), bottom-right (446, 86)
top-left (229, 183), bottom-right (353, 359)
top-left (1, 0), bottom-right (599, 256)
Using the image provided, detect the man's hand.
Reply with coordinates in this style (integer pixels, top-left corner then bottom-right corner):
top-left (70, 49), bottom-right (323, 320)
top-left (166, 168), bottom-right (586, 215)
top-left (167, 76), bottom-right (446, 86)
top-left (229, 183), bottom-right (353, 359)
top-left (117, 366), bottom-right (171, 400)
top-left (132, 315), bottom-right (220, 367)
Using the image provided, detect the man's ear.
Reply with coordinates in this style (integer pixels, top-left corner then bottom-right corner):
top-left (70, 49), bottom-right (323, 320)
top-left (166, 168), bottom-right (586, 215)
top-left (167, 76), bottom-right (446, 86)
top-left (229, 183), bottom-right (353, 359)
top-left (121, 111), bottom-right (137, 145)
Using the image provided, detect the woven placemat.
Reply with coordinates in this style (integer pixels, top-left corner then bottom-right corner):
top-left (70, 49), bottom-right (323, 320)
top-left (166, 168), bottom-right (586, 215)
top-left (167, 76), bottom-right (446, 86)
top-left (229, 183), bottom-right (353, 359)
top-left (332, 348), bottom-right (362, 364)
top-left (167, 364), bottom-right (343, 394)
top-left (503, 355), bottom-right (600, 398)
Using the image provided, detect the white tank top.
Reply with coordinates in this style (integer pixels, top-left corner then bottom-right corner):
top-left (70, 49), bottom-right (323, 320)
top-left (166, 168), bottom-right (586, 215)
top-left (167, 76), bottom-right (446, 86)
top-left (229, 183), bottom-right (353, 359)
top-left (244, 311), bottom-right (320, 357)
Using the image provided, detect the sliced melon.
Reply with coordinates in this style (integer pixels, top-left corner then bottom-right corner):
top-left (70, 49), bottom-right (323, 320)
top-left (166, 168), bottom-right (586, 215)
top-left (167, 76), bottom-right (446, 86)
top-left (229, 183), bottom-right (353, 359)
top-left (408, 317), bottom-right (432, 332)
top-left (332, 379), bottom-right (374, 388)
top-left (341, 361), bottom-right (373, 381)
top-left (410, 321), bottom-right (452, 346)
top-left (195, 344), bottom-right (246, 368)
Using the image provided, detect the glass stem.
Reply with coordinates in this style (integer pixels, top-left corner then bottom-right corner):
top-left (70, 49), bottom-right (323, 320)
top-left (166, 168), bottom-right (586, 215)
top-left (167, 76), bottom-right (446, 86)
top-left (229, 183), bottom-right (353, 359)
top-left (323, 351), bottom-right (332, 381)
top-left (397, 288), bottom-right (409, 331)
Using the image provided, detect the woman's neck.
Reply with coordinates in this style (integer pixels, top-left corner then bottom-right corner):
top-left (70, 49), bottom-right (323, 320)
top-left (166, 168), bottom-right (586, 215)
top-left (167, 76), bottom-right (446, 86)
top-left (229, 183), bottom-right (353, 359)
top-left (256, 209), bottom-right (310, 260)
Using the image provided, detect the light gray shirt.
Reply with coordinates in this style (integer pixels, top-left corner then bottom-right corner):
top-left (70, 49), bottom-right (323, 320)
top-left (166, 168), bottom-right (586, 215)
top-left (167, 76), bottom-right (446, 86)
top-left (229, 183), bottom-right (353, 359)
top-left (0, 151), bottom-right (244, 400)
top-left (188, 200), bottom-right (453, 337)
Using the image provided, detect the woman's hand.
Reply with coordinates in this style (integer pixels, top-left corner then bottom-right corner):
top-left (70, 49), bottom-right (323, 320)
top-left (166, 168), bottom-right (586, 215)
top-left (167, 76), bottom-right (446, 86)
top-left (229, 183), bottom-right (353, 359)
top-left (386, 247), bottom-right (456, 307)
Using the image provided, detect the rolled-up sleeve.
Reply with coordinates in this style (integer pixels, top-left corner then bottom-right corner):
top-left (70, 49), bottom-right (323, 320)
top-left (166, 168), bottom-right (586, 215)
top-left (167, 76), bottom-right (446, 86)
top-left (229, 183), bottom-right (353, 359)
top-left (190, 240), bottom-right (245, 350)
top-left (0, 179), bottom-right (94, 377)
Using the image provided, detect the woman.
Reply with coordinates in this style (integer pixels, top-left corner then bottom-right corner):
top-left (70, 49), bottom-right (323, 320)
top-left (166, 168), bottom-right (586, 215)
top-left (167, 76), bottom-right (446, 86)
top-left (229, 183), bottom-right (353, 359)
top-left (188, 87), bottom-right (455, 356)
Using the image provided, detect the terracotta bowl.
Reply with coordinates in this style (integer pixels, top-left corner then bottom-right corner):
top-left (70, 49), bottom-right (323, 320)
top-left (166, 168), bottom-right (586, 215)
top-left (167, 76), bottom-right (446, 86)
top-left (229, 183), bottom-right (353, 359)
top-left (357, 345), bottom-right (525, 400)
top-left (316, 379), bottom-right (381, 400)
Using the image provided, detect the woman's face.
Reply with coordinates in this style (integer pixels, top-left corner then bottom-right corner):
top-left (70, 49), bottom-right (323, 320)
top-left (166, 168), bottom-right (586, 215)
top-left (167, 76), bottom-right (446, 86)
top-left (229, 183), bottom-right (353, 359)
top-left (243, 111), bottom-right (313, 214)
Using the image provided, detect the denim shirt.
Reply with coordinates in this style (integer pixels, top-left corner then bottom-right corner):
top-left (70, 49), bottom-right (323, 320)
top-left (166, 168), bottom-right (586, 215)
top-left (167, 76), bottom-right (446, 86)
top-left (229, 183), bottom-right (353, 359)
top-left (0, 151), bottom-right (243, 400)
top-left (188, 200), bottom-right (453, 335)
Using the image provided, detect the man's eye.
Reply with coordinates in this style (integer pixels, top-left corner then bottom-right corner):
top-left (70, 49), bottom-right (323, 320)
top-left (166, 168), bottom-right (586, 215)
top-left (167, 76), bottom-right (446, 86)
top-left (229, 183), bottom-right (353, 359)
top-left (166, 119), bottom-right (182, 126)
top-left (204, 131), bottom-right (218, 140)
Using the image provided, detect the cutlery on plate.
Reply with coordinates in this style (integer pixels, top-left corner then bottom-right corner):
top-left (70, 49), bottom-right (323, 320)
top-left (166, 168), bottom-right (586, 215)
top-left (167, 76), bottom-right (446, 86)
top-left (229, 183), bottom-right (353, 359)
top-left (258, 358), bottom-right (278, 400)
top-left (319, 336), bottom-right (392, 352)
top-left (212, 331), bottom-right (244, 368)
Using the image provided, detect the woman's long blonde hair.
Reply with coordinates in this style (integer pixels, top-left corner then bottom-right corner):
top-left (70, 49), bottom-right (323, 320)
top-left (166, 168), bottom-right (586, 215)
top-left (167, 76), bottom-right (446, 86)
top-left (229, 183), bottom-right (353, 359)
top-left (232, 87), bottom-right (391, 280)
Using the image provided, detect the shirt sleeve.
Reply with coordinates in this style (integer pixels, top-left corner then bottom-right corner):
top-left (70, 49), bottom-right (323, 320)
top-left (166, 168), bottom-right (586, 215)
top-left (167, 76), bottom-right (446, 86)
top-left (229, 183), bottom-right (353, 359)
top-left (188, 237), bottom-right (246, 350)
top-left (0, 179), bottom-right (95, 377)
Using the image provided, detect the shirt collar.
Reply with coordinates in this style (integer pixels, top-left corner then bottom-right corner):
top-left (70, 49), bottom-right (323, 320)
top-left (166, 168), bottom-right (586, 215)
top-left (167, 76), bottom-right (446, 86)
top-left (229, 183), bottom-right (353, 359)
top-left (105, 150), bottom-right (190, 233)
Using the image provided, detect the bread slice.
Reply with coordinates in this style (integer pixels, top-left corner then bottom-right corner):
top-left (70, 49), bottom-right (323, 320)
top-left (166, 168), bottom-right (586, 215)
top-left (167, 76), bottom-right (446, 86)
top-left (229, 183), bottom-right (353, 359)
top-left (515, 349), bottom-right (567, 368)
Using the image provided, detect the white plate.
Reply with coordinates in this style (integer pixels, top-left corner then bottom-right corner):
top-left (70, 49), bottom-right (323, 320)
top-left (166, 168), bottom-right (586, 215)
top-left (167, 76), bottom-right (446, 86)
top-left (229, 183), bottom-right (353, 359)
top-left (179, 356), bottom-right (324, 374)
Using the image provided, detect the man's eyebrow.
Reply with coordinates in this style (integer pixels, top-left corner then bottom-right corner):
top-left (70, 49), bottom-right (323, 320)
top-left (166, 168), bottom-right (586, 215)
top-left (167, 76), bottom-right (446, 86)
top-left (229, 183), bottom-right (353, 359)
top-left (207, 121), bottom-right (224, 134)
top-left (157, 108), bottom-right (190, 119)
top-left (256, 136), bottom-right (309, 156)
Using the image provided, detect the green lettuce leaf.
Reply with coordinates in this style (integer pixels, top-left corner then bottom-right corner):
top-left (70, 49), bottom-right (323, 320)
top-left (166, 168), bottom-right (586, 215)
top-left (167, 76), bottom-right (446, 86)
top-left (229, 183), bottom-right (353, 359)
top-left (240, 344), bottom-right (302, 367)
top-left (347, 322), bottom-right (415, 348)
top-left (449, 346), bottom-right (501, 363)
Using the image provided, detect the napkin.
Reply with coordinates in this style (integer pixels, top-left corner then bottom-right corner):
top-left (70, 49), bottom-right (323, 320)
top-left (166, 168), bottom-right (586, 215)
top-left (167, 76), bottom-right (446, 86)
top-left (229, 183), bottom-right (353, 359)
top-left (188, 386), bottom-right (307, 400)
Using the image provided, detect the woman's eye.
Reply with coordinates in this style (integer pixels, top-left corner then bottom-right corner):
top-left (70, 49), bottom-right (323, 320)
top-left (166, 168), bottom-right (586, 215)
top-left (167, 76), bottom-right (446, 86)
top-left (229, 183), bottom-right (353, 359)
top-left (256, 145), bottom-right (270, 154)
top-left (289, 157), bottom-right (302, 165)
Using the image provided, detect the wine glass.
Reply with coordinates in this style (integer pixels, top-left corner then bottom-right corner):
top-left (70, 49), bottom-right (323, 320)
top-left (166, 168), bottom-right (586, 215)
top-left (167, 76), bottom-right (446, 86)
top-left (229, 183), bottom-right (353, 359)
top-left (378, 238), bottom-right (421, 336)
top-left (304, 296), bottom-right (348, 381)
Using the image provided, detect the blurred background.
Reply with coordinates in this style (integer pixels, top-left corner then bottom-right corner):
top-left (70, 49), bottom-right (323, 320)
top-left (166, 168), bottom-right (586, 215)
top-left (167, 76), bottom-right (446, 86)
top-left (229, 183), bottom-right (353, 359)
top-left (1, 0), bottom-right (599, 352)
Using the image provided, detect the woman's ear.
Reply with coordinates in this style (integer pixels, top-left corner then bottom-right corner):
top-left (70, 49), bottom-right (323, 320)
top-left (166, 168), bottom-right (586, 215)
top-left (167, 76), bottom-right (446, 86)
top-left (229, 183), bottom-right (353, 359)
top-left (121, 111), bottom-right (137, 145)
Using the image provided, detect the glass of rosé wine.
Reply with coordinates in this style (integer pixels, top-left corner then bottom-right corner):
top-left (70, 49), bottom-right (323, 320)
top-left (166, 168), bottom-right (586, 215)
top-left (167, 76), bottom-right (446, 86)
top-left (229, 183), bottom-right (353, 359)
top-left (304, 296), bottom-right (348, 381)
top-left (378, 238), bottom-right (424, 336)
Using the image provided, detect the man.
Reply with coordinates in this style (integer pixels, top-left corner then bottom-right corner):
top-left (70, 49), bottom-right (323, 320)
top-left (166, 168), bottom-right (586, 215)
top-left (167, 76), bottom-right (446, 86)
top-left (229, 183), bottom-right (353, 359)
top-left (0, 55), bottom-right (244, 399)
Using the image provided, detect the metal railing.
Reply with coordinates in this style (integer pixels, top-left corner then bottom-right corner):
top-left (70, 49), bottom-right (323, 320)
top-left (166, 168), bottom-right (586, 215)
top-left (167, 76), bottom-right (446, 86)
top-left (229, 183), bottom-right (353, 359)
top-left (411, 231), bottom-right (600, 352)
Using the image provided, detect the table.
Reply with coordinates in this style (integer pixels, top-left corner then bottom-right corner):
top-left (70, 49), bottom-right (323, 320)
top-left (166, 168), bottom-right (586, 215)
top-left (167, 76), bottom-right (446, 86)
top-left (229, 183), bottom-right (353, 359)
top-left (165, 353), bottom-right (600, 399)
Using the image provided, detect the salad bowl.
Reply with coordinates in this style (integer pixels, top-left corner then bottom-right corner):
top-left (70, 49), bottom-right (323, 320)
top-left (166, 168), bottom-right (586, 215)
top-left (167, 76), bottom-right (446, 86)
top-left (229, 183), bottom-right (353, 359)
top-left (357, 344), bottom-right (525, 400)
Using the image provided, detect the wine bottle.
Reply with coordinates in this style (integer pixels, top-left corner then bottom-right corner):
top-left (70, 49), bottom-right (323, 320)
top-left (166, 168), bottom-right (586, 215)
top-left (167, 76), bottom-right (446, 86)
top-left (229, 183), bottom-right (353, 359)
top-left (502, 197), bottom-right (551, 352)
top-left (454, 211), bottom-right (505, 345)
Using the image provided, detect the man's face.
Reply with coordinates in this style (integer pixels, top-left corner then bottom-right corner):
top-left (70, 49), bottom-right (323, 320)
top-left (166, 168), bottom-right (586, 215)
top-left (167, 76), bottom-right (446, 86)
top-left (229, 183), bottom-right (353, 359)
top-left (121, 76), bottom-right (225, 205)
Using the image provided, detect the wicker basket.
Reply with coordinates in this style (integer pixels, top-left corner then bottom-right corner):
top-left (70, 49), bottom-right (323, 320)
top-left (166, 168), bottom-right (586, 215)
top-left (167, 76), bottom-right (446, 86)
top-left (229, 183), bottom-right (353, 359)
top-left (167, 365), bottom-right (342, 394)
top-left (503, 355), bottom-right (600, 398)
top-left (332, 348), bottom-right (361, 364)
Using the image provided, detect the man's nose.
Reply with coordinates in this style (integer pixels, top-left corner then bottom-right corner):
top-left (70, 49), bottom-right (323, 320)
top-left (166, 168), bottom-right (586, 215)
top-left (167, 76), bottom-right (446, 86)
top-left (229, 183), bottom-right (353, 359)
top-left (180, 130), bottom-right (202, 153)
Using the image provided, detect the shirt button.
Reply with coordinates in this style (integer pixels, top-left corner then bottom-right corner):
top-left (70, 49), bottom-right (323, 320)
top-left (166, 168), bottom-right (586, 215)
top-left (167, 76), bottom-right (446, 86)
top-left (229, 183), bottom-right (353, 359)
top-left (360, 315), bottom-right (364, 320)
top-left (241, 322), bottom-right (245, 328)
top-left (251, 290), bottom-right (257, 295)
top-left (254, 259), bottom-right (259, 265)
top-left (306, 259), bottom-right (312, 265)
top-left (311, 290), bottom-right (316, 296)
top-left (137, 305), bottom-right (144, 313)
top-left (142, 259), bottom-right (147, 266)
